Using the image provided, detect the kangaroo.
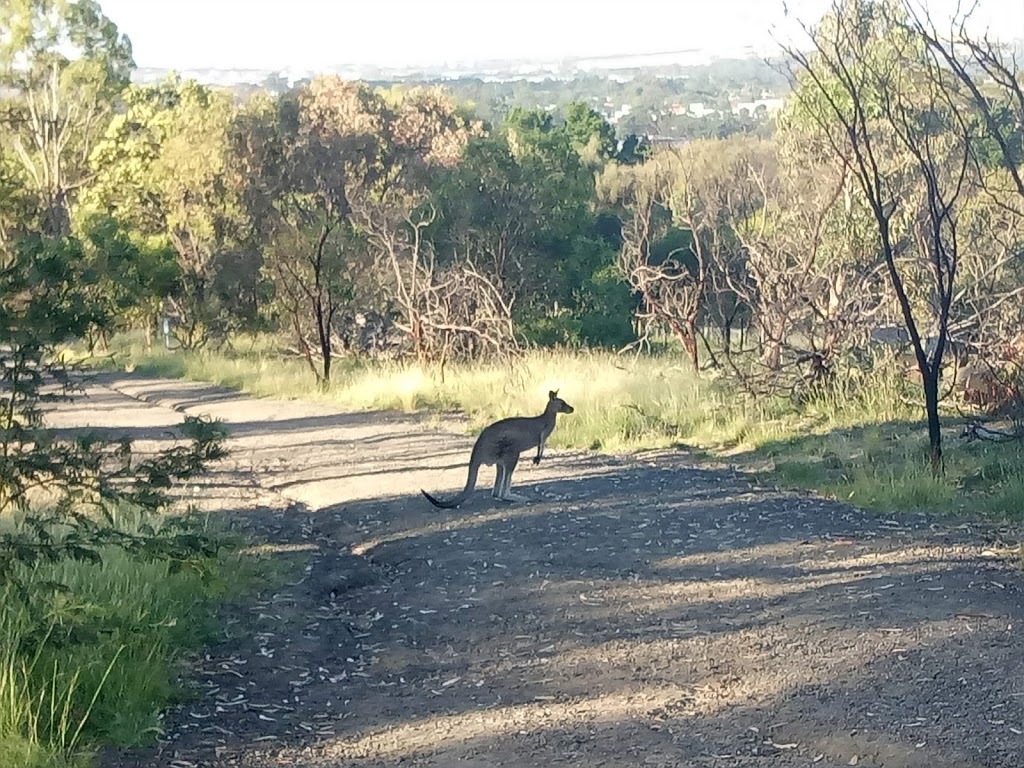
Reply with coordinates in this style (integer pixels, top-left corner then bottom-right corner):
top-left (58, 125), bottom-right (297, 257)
top-left (421, 390), bottom-right (575, 509)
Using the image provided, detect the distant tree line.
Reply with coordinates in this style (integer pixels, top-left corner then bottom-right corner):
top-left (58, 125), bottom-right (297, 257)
top-left (0, 1), bottom-right (651, 382)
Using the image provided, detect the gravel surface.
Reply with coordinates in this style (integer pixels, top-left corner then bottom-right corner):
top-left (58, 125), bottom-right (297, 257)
top-left (50, 373), bottom-right (1024, 768)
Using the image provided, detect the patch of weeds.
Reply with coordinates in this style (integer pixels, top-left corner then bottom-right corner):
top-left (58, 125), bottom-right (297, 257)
top-left (832, 462), bottom-right (956, 511)
top-left (774, 459), bottom-right (828, 487)
top-left (985, 474), bottom-right (1024, 518)
top-left (820, 450), bottom-right (845, 471)
top-left (0, 517), bottom-right (240, 765)
top-left (859, 425), bottom-right (889, 464)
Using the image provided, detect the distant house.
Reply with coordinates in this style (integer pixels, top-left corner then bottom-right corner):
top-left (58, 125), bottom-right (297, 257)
top-left (686, 102), bottom-right (718, 118)
top-left (731, 97), bottom-right (786, 116)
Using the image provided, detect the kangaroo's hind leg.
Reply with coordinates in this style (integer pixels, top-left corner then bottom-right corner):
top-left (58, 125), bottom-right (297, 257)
top-left (498, 456), bottom-right (529, 503)
top-left (491, 462), bottom-right (506, 499)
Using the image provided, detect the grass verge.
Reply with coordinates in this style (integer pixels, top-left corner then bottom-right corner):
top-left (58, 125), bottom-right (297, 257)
top-left (81, 332), bottom-right (1024, 521)
top-left (0, 509), bottom-right (271, 767)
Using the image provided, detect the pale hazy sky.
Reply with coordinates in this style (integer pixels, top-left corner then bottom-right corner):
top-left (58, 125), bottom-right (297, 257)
top-left (98, 0), bottom-right (1024, 71)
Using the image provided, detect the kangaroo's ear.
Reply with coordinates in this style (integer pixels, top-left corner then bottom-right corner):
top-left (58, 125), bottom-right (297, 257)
top-left (549, 389), bottom-right (559, 399)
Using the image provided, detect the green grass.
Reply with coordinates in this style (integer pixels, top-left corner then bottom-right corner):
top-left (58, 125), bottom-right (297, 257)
top-left (0, 509), bottom-right (276, 768)
top-left (78, 332), bottom-right (1024, 522)
top-left (751, 420), bottom-right (1024, 517)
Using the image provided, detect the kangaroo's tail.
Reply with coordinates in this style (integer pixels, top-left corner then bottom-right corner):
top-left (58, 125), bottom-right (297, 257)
top-left (421, 448), bottom-right (481, 509)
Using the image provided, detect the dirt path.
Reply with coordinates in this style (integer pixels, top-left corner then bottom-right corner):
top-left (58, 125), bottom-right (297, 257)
top-left (53, 373), bottom-right (1024, 768)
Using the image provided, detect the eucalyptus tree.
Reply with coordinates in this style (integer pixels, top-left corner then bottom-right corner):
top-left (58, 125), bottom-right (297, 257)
top-left (236, 79), bottom-right (479, 382)
top-left (233, 80), bottom-right (380, 384)
top-left (0, 0), bottom-right (133, 236)
top-left (87, 76), bottom-right (244, 347)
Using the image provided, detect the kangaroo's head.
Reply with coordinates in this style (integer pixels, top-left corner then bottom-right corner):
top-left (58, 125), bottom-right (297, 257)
top-left (547, 389), bottom-right (574, 415)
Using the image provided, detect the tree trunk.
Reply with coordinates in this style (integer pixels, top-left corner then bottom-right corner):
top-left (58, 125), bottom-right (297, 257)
top-left (698, 327), bottom-right (719, 369)
top-left (43, 189), bottom-right (72, 238)
top-left (664, 315), bottom-right (699, 372)
top-left (721, 314), bottom-right (733, 356)
top-left (412, 315), bottom-right (426, 365)
top-left (683, 317), bottom-right (699, 371)
top-left (292, 312), bottom-right (320, 383)
top-left (922, 365), bottom-right (943, 474)
top-left (313, 296), bottom-right (331, 390)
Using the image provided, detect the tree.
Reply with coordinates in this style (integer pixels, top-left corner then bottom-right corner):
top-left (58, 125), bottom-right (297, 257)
top-left (723, 126), bottom-right (890, 397)
top-left (669, 138), bottom-right (766, 360)
top-left (563, 101), bottom-right (617, 165)
top-left (784, 0), bottom-right (977, 471)
top-left (237, 79), bottom-right (479, 383)
top-left (0, 0), bottom-right (133, 235)
top-left (672, 137), bottom-right (779, 370)
top-left (77, 214), bottom-right (181, 350)
top-left (349, 88), bottom-right (506, 366)
top-left (905, 7), bottom-right (1024, 422)
top-left (234, 81), bottom-right (378, 385)
top-left (87, 75), bottom-right (244, 347)
top-left (615, 153), bottom-right (707, 365)
top-left (0, 148), bottom-right (37, 253)
top-left (240, 81), bottom-right (486, 378)
top-left (430, 109), bottom-right (598, 344)
top-left (906, 9), bottom-right (1024, 211)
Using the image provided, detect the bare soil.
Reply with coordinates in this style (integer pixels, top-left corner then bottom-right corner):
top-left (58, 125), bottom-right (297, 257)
top-left (51, 372), bottom-right (1024, 768)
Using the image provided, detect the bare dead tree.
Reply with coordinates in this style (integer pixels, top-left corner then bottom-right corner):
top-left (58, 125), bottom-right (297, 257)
top-left (669, 138), bottom-right (772, 370)
top-left (907, 7), bottom-right (1024, 211)
top-left (423, 262), bottom-right (520, 377)
top-left (697, 140), bottom-right (777, 359)
top-left (783, 0), bottom-right (977, 472)
top-left (903, 4), bottom-right (1024, 426)
top-left (263, 208), bottom-right (354, 388)
top-left (949, 206), bottom-right (1024, 422)
top-left (354, 193), bottom-right (520, 369)
top-left (618, 154), bottom-right (706, 369)
top-left (723, 143), bottom-right (890, 400)
top-left (357, 199), bottom-right (437, 364)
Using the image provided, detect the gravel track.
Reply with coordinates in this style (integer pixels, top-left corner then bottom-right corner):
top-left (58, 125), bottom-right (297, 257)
top-left (49, 373), bottom-right (1024, 768)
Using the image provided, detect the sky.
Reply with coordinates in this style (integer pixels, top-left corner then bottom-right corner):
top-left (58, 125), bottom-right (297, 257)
top-left (97, 0), bottom-right (1024, 72)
